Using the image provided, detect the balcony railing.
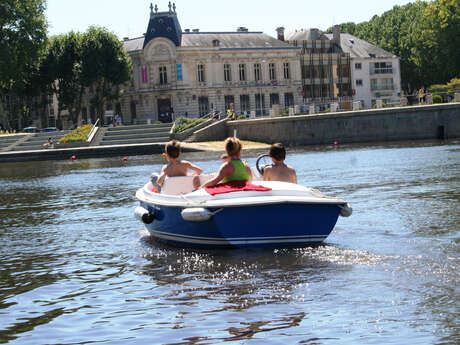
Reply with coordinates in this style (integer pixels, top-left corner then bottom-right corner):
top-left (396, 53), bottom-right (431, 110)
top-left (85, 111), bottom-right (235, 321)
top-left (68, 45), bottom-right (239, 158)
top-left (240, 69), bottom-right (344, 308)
top-left (371, 85), bottom-right (394, 91)
top-left (371, 68), bottom-right (393, 75)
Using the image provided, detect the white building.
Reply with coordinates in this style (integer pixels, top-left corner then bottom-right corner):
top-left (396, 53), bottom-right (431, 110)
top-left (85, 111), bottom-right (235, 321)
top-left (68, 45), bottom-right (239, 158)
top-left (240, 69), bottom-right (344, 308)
top-left (121, 4), bottom-right (302, 123)
top-left (326, 33), bottom-right (402, 108)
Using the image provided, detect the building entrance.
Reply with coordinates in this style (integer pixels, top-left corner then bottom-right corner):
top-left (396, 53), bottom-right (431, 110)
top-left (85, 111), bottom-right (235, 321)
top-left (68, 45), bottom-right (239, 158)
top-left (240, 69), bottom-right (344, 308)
top-left (157, 99), bottom-right (172, 123)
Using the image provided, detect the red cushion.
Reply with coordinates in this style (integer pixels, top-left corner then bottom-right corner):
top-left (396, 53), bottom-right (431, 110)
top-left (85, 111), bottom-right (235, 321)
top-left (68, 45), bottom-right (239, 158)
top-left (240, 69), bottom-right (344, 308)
top-left (205, 180), bottom-right (271, 196)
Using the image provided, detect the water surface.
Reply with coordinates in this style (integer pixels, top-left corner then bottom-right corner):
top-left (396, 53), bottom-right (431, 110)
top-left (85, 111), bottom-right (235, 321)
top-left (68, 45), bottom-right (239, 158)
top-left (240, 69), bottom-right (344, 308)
top-left (0, 140), bottom-right (458, 344)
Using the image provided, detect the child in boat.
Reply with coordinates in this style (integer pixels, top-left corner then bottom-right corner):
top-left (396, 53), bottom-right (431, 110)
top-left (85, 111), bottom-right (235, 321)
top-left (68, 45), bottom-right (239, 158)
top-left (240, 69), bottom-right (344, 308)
top-left (200, 137), bottom-right (252, 188)
top-left (263, 143), bottom-right (297, 184)
top-left (155, 140), bottom-right (203, 187)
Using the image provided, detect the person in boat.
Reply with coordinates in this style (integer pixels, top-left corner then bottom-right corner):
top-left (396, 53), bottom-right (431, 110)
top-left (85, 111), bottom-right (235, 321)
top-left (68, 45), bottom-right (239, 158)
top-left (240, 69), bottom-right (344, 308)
top-left (199, 137), bottom-right (253, 188)
top-left (263, 143), bottom-right (297, 184)
top-left (155, 140), bottom-right (203, 187)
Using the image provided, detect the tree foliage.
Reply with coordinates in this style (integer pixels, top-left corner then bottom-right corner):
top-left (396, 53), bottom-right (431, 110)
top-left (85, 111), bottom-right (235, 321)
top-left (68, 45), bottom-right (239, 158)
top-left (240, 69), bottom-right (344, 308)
top-left (39, 26), bottom-right (132, 128)
top-left (328, 0), bottom-right (460, 93)
top-left (81, 26), bottom-right (132, 123)
top-left (0, 0), bottom-right (47, 129)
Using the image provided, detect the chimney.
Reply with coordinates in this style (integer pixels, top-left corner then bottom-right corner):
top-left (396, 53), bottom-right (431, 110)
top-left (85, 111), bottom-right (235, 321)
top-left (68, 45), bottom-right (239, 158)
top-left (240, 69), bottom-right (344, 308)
top-left (184, 29), bottom-right (190, 33)
top-left (311, 28), bottom-right (319, 40)
top-left (192, 28), bottom-right (199, 32)
top-left (333, 25), bottom-right (341, 46)
top-left (276, 27), bottom-right (285, 41)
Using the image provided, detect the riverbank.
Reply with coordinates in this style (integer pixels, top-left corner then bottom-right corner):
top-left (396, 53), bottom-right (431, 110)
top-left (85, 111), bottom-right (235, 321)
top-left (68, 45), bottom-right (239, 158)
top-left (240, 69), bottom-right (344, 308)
top-left (0, 140), bottom-right (269, 163)
top-left (183, 140), bottom-right (269, 152)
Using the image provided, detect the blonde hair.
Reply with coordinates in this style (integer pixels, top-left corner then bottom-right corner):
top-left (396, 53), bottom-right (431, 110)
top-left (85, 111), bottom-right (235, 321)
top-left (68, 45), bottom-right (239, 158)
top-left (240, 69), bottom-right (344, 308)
top-left (225, 137), bottom-right (242, 156)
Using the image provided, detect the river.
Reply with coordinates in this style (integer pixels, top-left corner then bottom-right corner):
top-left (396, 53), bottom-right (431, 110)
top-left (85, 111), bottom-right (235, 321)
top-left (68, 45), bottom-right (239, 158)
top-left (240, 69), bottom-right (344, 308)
top-left (0, 140), bottom-right (458, 345)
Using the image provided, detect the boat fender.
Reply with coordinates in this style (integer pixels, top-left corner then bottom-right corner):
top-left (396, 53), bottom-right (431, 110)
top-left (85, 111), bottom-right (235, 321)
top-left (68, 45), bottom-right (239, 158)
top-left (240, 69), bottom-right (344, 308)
top-left (134, 206), bottom-right (155, 224)
top-left (181, 207), bottom-right (216, 222)
top-left (338, 203), bottom-right (353, 217)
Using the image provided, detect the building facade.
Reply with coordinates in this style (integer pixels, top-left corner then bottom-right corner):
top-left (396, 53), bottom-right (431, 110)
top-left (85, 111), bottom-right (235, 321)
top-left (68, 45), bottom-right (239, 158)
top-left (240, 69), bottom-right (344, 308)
top-left (118, 4), bottom-right (401, 124)
top-left (121, 4), bottom-right (302, 123)
top-left (284, 26), bottom-right (353, 111)
top-left (325, 33), bottom-right (402, 108)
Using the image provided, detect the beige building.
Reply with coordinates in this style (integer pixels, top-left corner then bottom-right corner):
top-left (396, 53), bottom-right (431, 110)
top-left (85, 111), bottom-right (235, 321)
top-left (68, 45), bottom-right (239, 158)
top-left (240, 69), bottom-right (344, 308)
top-left (121, 4), bottom-right (302, 123)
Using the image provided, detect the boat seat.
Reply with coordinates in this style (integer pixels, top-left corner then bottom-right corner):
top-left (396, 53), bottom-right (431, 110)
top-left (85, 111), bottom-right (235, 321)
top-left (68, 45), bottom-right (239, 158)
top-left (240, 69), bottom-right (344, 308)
top-left (161, 174), bottom-right (214, 195)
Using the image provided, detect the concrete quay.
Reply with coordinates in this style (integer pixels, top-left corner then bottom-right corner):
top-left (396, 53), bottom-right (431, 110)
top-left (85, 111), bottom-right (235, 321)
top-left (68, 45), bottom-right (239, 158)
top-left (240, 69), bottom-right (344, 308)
top-left (0, 142), bottom-right (201, 163)
top-left (224, 103), bottom-right (460, 145)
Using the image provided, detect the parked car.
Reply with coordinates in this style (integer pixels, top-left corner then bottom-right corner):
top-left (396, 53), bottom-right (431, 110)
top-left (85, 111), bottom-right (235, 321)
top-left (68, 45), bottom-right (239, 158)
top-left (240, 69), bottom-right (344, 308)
top-left (41, 127), bottom-right (57, 132)
top-left (22, 127), bottom-right (38, 133)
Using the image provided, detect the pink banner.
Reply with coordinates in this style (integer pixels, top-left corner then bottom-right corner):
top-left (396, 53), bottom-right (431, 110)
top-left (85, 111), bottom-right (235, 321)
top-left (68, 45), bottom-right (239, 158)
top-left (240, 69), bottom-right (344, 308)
top-left (141, 67), bottom-right (148, 83)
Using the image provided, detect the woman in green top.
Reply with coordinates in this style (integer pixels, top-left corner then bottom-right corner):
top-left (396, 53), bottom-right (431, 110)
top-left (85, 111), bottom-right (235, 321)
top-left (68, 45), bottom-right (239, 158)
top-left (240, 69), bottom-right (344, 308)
top-left (200, 137), bottom-right (252, 188)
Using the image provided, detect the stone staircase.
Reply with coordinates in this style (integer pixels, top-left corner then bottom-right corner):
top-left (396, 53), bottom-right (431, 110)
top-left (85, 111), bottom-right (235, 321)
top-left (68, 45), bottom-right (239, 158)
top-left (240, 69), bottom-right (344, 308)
top-left (98, 123), bottom-right (172, 146)
top-left (9, 131), bottom-right (69, 151)
top-left (0, 134), bottom-right (28, 152)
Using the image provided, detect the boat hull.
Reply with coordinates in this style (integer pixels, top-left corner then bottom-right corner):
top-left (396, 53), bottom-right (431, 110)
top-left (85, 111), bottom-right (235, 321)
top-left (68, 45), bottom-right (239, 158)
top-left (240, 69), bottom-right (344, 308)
top-left (140, 201), bottom-right (341, 248)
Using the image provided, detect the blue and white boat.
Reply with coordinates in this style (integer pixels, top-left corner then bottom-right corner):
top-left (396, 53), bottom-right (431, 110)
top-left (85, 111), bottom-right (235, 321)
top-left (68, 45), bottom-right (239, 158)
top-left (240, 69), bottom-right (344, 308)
top-left (134, 172), bottom-right (352, 248)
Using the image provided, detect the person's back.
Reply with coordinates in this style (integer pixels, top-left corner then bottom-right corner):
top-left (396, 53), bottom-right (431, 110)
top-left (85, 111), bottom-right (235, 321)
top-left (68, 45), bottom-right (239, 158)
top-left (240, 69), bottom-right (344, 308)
top-left (263, 143), bottom-right (297, 184)
top-left (200, 137), bottom-right (252, 188)
top-left (157, 140), bottom-right (202, 187)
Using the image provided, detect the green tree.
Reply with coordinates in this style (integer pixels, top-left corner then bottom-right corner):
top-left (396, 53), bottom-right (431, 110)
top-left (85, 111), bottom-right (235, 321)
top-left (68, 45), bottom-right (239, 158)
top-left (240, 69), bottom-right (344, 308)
top-left (0, 0), bottom-right (47, 129)
top-left (81, 26), bottom-right (132, 124)
top-left (330, 0), bottom-right (460, 93)
top-left (47, 32), bottom-right (85, 128)
top-left (423, 0), bottom-right (460, 84)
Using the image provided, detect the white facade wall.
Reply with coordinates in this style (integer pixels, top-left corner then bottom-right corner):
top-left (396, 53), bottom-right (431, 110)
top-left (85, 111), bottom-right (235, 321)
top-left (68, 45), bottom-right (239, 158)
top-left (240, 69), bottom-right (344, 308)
top-left (352, 57), bottom-right (402, 108)
top-left (122, 38), bottom-right (302, 123)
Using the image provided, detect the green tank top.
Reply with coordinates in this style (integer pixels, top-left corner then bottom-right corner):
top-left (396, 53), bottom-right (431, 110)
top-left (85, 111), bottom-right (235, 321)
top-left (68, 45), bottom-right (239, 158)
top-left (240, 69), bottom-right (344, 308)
top-left (222, 159), bottom-right (250, 183)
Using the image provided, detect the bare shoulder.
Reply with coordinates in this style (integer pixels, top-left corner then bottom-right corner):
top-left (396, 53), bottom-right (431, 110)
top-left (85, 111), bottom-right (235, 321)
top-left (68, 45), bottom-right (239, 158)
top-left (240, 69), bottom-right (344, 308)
top-left (287, 165), bottom-right (296, 172)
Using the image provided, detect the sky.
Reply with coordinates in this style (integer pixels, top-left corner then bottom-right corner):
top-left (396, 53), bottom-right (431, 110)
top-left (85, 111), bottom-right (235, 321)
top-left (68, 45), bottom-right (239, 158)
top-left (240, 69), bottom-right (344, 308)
top-left (45, 0), bottom-right (415, 39)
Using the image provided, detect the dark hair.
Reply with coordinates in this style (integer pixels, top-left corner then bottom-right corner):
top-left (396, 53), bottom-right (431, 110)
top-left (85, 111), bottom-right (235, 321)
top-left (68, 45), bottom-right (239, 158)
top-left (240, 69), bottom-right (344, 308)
top-left (269, 143), bottom-right (286, 161)
top-left (165, 140), bottom-right (181, 159)
top-left (225, 137), bottom-right (242, 156)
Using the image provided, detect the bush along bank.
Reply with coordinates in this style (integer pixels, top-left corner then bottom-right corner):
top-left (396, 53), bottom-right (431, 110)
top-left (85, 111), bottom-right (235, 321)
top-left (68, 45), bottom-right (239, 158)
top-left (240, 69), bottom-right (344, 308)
top-left (59, 124), bottom-right (93, 143)
top-left (172, 117), bottom-right (207, 134)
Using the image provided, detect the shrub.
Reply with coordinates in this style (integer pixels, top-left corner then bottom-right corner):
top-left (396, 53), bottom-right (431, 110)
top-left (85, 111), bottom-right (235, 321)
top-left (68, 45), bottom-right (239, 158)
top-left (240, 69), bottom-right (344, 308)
top-left (432, 94), bottom-right (443, 104)
top-left (59, 124), bottom-right (93, 143)
top-left (172, 117), bottom-right (207, 133)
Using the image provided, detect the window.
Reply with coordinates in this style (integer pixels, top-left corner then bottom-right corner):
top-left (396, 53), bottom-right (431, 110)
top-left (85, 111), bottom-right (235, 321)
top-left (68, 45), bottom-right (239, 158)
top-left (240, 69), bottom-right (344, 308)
top-left (284, 92), bottom-right (294, 107)
top-left (239, 64), bottom-right (246, 81)
top-left (254, 63), bottom-right (261, 81)
top-left (283, 62), bottom-right (290, 79)
top-left (370, 78), bottom-right (393, 90)
top-left (373, 62), bottom-right (393, 74)
top-left (269, 63), bottom-right (276, 80)
top-left (270, 93), bottom-right (279, 107)
top-left (356, 79), bottom-right (363, 86)
top-left (255, 94), bottom-right (265, 115)
top-left (159, 66), bottom-right (167, 85)
top-left (198, 96), bottom-right (209, 116)
top-left (197, 64), bottom-right (205, 82)
top-left (224, 95), bottom-right (234, 111)
top-left (240, 94), bottom-right (250, 113)
top-left (224, 64), bottom-right (231, 82)
top-left (355, 62), bottom-right (362, 70)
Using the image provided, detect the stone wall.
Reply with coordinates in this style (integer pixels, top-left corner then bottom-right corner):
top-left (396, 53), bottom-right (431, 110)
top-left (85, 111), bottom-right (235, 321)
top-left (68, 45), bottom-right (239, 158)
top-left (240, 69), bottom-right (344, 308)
top-left (223, 103), bottom-right (460, 145)
top-left (188, 118), bottom-right (228, 142)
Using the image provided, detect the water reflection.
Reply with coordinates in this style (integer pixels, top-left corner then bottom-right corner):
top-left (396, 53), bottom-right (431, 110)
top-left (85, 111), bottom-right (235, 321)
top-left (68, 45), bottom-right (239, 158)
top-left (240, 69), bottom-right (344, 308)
top-left (0, 140), bottom-right (458, 345)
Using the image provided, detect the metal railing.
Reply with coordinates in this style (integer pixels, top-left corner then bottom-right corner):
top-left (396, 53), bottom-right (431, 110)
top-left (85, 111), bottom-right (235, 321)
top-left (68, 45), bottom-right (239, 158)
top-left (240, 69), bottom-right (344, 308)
top-left (86, 119), bottom-right (100, 143)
